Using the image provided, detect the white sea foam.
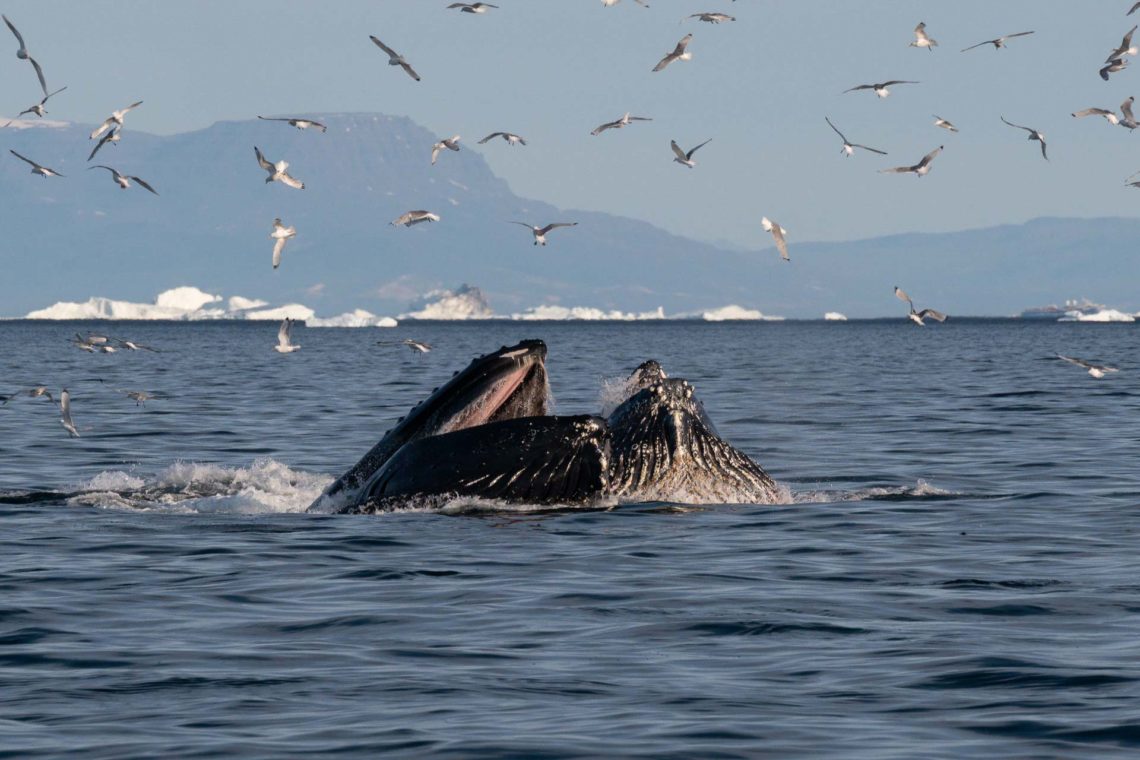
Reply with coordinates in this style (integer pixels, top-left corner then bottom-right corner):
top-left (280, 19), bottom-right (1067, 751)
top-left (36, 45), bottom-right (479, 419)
top-left (68, 459), bottom-right (332, 514)
top-left (1059, 308), bottom-right (1135, 323)
top-left (794, 479), bottom-right (953, 504)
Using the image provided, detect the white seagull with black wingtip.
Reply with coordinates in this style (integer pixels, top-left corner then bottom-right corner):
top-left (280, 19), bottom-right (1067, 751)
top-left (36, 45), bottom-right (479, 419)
top-left (879, 146), bottom-right (943, 177)
top-left (761, 218), bottom-right (790, 262)
top-left (257, 116), bottom-right (327, 133)
top-left (671, 138), bottom-right (712, 168)
top-left (431, 135), bottom-right (461, 165)
top-left (270, 217), bottom-right (296, 269)
top-left (90, 101), bottom-right (143, 141)
top-left (88, 165), bottom-right (158, 194)
top-left (2, 14), bottom-right (49, 96)
top-left (591, 112), bottom-right (652, 136)
top-left (479, 132), bottom-right (526, 146)
top-left (909, 22), bottom-right (938, 51)
top-left (1056, 354), bottom-right (1119, 379)
top-left (9, 149), bottom-right (63, 177)
top-left (17, 86), bottom-right (66, 118)
top-left (961, 31), bottom-right (1035, 52)
top-left (653, 34), bottom-right (693, 71)
top-left (447, 2), bottom-right (498, 13)
top-left (1001, 117), bottom-right (1048, 161)
top-left (369, 35), bottom-right (421, 81)
top-left (895, 287), bottom-right (947, 326)
top-left (933, 115), bottom-right (959, 132)
top-left (274, 318), bottom-right (300, 353)
top-left (255, 146), bottom-right (305, 189)
top-left (825, 117), bottom-right (886, 156)
top-left (390, 210), bottom-right (441, 227)
top-left (510, 221), bottom-right (578, 246)
top-left (844, 80), bottom-right (919, 98)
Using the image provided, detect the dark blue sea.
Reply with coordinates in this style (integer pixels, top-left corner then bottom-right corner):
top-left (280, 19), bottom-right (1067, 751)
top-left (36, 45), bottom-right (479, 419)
top-left (2, 319), bottom-right (1139, 759)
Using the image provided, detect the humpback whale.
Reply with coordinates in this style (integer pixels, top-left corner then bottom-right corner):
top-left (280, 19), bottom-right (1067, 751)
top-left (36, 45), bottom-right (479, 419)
top-left (309, 340), bottom-right (780, 514)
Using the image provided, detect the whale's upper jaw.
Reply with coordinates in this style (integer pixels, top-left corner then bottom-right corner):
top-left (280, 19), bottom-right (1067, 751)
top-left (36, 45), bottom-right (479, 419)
top-left (309, 339), bottom-right (549, 513)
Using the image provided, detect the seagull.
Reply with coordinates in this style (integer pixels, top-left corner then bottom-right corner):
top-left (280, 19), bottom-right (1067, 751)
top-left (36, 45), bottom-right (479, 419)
top-left (843, 80), bottom-right (919, 98)
top-left (1108, 25), bottom-right (1138, 63)
top-left (17, 86), bottom-right (66, 118)
top-left (686, 13), bottom-right (734, 24)
top-left (761, 217), bottom-right (790, 262)
top-left (369, 35), bottom-right (421, 81)
top-left (120, 390), bottom-right (155, 406)
top-left (591, 112), bottom-right (652, 135)
top-left (1072, 106), bottom-right (1120, 125)
top-left (910, 22), bottom-right (938, 51)
top-left (447, 2), bottom-right (498, 12)
top-left (933, 115), bottom-right (959, 132)
top-left (270, 217), bottom-right (296, 269)
top-left (478, 131), bottom-right (526, 146)
top-left (59, 389), bottom-right (80, 438)
top-left (653, 34), bottom-right (693, 72)
top-left (2, 14), bottom-right (49, 96)
top-left (1131, 2), bottom-right (1140, 15)
top-left (401, 339), bottom-right (432, 354)
top-left (391, 210), bottom-right (441, 227)
top-left (1056, 354), bottom-right (1119, 379)
top-left (274, 318), bottom-right (300, 353)
top-left (671, 138), bottom-right (712, 168)
top-left (879, 146), bottom-right (943, 177)
top-left (431, 135), bottom-right (461, 165)
top-left (88, 165), bottom-right (158, 194)
top-left (1101, 57), bottom-right (1129, 81)
top-left (2, 386), bottom-right (55, 405)
top-left (9, 149), bottom-right (63, 177)
top-left (509, 221), bottom-right (578, 246)
top-left (87, 128), bottom-right (120, 162)
top-left (114, 338), bottom-right (158, 352)
top-left (894, 286), bottom-right (947, 326)
top-left (256, 116), bottom-right (327, 132)
top-left (255, 146), bottom-right (305, 189)
top-left (961, 31), bottom-right (1035, 52)
top-left (602, 0), bottom-right (649, 7)
top-left (825, 117), bottom-right (887, 156)
top-left (90, 101), bottom-right (143, 141)
top-left (1121, 96), bottom-right (1138, 129)
top-left (1001, 117), bottom-right (1048, 160)
top-left (71, 333), bottom-right (106, 352)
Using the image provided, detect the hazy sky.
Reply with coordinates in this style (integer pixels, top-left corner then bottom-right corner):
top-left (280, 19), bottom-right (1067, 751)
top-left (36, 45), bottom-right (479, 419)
top-left (2, 0), bottom-right (1138, 248)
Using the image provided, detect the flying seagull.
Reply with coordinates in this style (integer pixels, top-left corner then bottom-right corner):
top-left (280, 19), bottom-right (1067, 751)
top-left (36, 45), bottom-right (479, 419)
top-left (2, 386), bottom-right (54, 405)
top-left (369, 35), bottom-right (421, 81)
top-left (671, 138), bottom-right (712, 168)
top-left (114, 338), bottom-right (159, 352)
top-left (843, 80), bottom-right (919, 98)
top-left (1121, 96), bottom-right (1138, 129)
top-left (509, 221), bottom-right (578, 246)
top-left (390, 210), bottom-right (441, 227)
top-left (402, 339), bottom-right (432, 354)
top-left (478, 131), bottom-right (526, 146)
top-left (447, 2), bottom-right (498, 12)
top-left (17, 86), bottom-right (66, 118)
top-left (653, 34), bottom-right (693, 72)
top-left (120, 390), bottom-right (155, 406)
top-left (431, 135), bottom-right (461, 165)
top-left (90, 101), bottom-right (143, 141)
top-left (686, 13), bottom-right (734, 24)
top-left (255, 146), bottom-right (305, 189)
top-left (1072, 106), bottom-right (1120, 125)
top-left (825, 117), bottom-right (886, 156)
top-left (88, 165), bottom-right (158, 194)
top-left (1108, 25), bottom-right (1138, 63)
top-left (1056, 354), bottom-right (1119, 379)
top-left (591, 112), bottom-right (652, 135)
top-left (59, 389), bottom-right (80, 438)
top-left (761, 217), bottom-right (790, 262)
top-left (1132, 2), bottom-right (1140, 16)
top-left (2, 14), bottom-right (49, 96)
top-left (1001, 116), bottom-right (1048, 160)
top-left (894, 286), bottom-right (947, 326)
top-left (1101, 57), bottom-right (1129, 81)
top-left (879, 146), bottom-right (943, 177)
top-left (933, 115), bottom-right (959, 132)
top-left (87, 127), bottom-right (120, 162)
top-left (961, 31), bottom-right (1035, 52)
top-left (274, 318), bottom-right (300, 353)
top-left (257, 116), bottom-right (327, 132)
top-left (270, 217), bottom-right (296, 269)
top-left (602, 0), bottom-right (649, 7)
top-left (910, 22), bottom-right (938, 51)
top-left (9, 149), bottom-right (63, 177)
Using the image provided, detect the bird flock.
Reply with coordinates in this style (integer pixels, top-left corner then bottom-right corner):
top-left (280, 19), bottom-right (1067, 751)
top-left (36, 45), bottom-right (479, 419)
top-left (3, 4), bottom-right (1132, 439)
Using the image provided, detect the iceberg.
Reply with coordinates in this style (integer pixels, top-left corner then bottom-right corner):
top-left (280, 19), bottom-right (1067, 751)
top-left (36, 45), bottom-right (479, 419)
top-left (308, 310), bottom-right (398, 328)
top-left (700, 305), bottom-right (784, 322)
top-left (1059, 308), bottom-right (1135, 323)
top-left (400, 284), bottom-right (494, 320)
top-left (824, 312), bottom-right (848, 321)
top-left (510, 305), bottom-right (666, 321)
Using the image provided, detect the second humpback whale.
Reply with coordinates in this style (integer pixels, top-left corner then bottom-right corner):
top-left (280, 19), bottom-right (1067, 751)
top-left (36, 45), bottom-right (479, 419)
top-left (308, 340), bottom-right (780, 514)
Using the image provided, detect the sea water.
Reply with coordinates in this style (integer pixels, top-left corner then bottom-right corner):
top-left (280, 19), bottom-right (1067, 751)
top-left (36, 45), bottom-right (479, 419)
top-left (2, 319), bottom-right (1139, 758)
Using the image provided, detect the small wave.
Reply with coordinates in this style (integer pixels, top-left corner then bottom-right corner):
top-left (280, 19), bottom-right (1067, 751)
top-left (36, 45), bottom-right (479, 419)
top-left (61, 459), bottom-right (331, 514)
top-left (794, 479), bottom-right (956, 504)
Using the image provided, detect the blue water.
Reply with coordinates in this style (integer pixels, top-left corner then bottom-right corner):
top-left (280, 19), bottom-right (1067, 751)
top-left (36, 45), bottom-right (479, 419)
top-left (2, 319), bottom-right (1139, 758)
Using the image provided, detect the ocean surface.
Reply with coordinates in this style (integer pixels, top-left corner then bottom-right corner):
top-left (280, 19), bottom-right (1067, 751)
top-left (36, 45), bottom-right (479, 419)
top-left (2, 319), bottom-right (1139, 759)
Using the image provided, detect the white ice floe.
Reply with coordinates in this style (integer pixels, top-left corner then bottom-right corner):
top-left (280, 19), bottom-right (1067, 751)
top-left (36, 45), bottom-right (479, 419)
top-left (700, 305), bottom-right (785, 321)
top-left (24, 286), bottom-right (397, 326)
top-left (825, 312), bottom-right (848, 321)
top-left (400, 285), bottom-right (494, 320)
top-left (510, 305), bottom-right (666, 321)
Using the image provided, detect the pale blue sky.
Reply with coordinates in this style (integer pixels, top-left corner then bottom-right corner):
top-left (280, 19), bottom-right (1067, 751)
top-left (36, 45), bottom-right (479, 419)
top-left (1, 0), bottom-right (1138, 248)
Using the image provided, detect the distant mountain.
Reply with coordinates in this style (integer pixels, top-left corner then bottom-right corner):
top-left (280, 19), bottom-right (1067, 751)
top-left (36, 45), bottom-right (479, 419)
top-left (2, 113), bottom-right (1138, 318)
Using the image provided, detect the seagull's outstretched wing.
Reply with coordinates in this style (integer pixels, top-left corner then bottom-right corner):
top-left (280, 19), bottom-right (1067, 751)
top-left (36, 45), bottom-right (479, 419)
top-left (916, 145), bottom-right (943, 168)
top-left (254, 146), bottom-right (274, 172)
top-left (27, 54), bottom-right (47, 96)
top-left (825, 117), bottom-right (848, 143)
top-left (59, 390), bottom-right (79, 438)
top-left (9, 149), bottom-right (35, 168)
top-left (369, 35), bottom-right (397, 57)
top-left (916, 308), bottom-right (947, 322)
top-left (670, 140), bottom-right (688, 161)
top-left (686, 138), bottom-right (712, 159)
top-left (3, 14), bottom-right (26, 49)
top-left (130, 175), bottom-right (159, 195)
top-left (894, 286), bottom-right (915, 310)
top-left (399, 61), bottom-right (421, 81)
top-left (273, 237), bottom-right (286, 269)
top-left (537, 222), bottom-right (578, 235)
